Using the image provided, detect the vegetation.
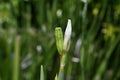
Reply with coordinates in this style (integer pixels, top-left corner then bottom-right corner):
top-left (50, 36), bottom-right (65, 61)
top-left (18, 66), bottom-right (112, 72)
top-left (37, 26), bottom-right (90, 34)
top-left (0, 0), bottom-right (120, 80)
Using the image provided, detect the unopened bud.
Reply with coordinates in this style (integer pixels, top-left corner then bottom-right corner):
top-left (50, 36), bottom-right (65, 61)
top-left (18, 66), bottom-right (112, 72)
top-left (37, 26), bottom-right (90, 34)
top-left (55, 27), bottom-right (64, 55)
top-left (63, 19), bottom-right (72, 51)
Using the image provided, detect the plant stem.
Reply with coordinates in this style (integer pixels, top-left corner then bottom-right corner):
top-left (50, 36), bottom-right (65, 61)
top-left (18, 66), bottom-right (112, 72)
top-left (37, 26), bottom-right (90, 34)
top-left (13, 36), bottom-right (20, 80)
top-left (40, 65), bottom-right (44, 80)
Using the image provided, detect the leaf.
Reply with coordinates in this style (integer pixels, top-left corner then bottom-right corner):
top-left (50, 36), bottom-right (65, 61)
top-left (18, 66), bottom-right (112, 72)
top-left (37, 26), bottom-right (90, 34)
top-left (40, 65), bottom-right (44, 80)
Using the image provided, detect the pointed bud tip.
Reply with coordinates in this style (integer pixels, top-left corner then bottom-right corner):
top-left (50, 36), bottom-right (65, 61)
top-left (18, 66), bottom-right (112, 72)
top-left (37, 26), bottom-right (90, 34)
top-left (65, 19), bottom-right (72, 39)
top-left (68, 19), bottom-right (71, 23)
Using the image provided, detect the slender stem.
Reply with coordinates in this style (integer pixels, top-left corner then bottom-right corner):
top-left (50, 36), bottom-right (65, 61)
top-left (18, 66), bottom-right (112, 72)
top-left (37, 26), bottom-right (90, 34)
top-left (58, 54), bottom-right (67, 80)
top-left (40, 65), bottom-right (44, 80)
top-left (58, 55), bottom-right (64, 80)
top-left (80, 47), bottom-right (85, 80)
top-left (13, 36), bottom-right (20, 80)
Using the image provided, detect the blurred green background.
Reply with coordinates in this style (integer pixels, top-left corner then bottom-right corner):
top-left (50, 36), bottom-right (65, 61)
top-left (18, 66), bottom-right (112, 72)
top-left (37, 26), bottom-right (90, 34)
top-left (0, 0), bottom-right (120, 80)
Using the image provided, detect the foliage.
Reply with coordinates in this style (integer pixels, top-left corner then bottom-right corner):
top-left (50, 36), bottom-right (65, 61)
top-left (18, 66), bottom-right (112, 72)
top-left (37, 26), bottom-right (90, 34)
top-left (0, 0), bottom-right (120, 80)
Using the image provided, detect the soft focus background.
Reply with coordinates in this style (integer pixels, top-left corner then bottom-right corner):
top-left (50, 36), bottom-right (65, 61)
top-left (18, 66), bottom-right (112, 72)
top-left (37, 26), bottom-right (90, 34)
top-left (0, 0), bottom-right (120, 80)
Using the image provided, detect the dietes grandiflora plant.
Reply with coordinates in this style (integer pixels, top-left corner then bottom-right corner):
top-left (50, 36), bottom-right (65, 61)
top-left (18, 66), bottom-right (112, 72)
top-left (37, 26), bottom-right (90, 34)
top-left (55, 19), bottom-right (72, 80)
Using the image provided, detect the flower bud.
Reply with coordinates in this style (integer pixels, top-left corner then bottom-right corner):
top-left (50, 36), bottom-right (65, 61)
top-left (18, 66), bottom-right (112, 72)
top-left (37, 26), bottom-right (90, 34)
top-left (63, 19), bottom-right (72, 51)
top-left (55, 27), bottom-right (64, 55)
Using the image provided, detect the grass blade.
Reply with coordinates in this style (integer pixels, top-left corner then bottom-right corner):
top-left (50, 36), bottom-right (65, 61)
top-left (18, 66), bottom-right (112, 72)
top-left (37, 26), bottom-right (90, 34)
top-left (40, 65), bottom-right (44, 80)
top-left (13, 36), bottom-right (21, 80)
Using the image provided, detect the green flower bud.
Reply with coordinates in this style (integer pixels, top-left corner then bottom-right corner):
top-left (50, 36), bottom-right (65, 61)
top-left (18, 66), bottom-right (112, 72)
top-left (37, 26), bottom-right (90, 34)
top-left (55, 27), bottom-right (64, 55)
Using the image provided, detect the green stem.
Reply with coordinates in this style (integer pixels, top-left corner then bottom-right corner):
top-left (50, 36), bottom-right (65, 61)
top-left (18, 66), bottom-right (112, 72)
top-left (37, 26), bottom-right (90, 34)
top-left (13, 36), bottom-right (20, 80)
top-left (58, 54), bottom-right (67, 80)
top-left (40, 65), bottom-right (44, 80)
top-left (80, 47), bottom-right (85, 80)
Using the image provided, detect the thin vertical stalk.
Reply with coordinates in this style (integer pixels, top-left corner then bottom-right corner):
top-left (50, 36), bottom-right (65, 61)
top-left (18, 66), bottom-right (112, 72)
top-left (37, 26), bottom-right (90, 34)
top-left (40, 65), bottom-right (44, 80)
top-left (58, 68), bottom-right (64, 80)
top-left (81, 1), bottom-right (88, 80)
top-left (13, 36), bottom-right (20, 80)
top-left (80, 47), bottom-right (85, 80)
top-left (58, 54), bottom-right (67, 80)
top-left (82, 1), bottom-right (88, 39)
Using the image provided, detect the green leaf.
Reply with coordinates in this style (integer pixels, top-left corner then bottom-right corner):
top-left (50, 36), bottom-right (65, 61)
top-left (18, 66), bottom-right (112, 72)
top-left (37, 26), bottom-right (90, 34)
top-left (40, 65), bottom-right (44, 80)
